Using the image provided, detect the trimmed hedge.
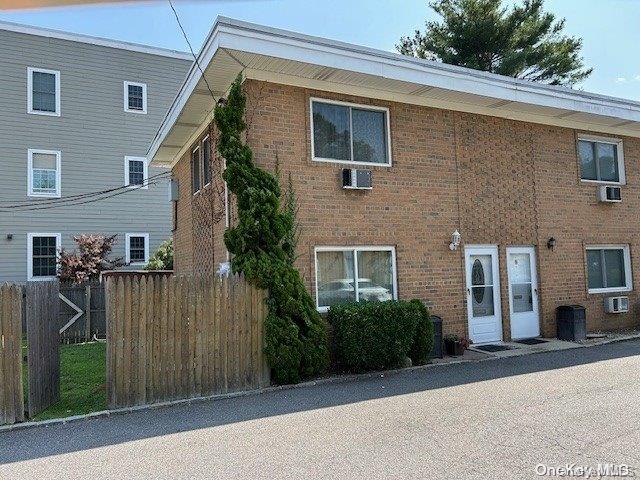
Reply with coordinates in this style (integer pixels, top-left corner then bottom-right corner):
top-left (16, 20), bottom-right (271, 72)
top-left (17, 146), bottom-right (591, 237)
top-left (328, 300), bottom-right (434, 372)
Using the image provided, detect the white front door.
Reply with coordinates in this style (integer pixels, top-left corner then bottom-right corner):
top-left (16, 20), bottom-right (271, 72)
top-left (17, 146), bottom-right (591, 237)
top-left (507, 246), bottom-right (540, 339)
top-left (465, 246), bottom-right (502, 344)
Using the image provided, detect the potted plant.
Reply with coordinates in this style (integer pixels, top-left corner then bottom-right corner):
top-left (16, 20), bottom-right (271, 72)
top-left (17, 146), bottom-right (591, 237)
top-left (443, 334), bottom-right (470, 356)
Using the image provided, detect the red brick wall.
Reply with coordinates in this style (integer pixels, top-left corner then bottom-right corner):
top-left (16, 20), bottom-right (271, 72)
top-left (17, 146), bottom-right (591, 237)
top-left (171, 78), bottom-right (640, 337)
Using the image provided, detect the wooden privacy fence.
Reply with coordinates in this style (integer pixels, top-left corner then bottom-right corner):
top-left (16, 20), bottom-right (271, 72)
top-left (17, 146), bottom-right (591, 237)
top-left (59, 280), bottom-right (106, 343)
top-left (26, 281), bottom-right (60, 417)
top-left (0, 284), bottom-right (24, 425)
top-left (105, 273), bottom-right (269, 409)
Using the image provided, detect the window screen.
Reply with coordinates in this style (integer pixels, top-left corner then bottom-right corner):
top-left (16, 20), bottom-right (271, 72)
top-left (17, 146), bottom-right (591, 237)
top-left (31, 236), bottom-right (58, 277)
top-left (31, 152), bottom-right (58, 194)
top-left (32, 71), bottom-right (56, 113)
top-left (128, 84), bottom-right (144, 111)
top-left (128, 158), bottom-right (145, 186)
top-left (129, 236), bottom-right (146, 263)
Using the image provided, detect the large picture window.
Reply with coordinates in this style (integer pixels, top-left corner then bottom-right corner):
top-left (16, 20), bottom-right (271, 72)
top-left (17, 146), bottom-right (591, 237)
top-left (311, 99), bottom-right (391, 166)
top-left (578, 137), bottom-right (624, 184)
top-left (314, 246), bottom-right (397, 311)
top-left (586, 246), bottom-right (632, 293)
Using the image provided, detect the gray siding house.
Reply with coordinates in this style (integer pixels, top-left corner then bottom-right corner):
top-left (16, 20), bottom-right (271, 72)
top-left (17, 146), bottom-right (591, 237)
top-left (0, 22), bottom-right (192, 282)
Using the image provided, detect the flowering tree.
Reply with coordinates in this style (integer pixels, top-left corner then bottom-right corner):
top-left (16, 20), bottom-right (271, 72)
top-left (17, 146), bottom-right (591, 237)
top-left (58, 234), bottom-right (123, 283)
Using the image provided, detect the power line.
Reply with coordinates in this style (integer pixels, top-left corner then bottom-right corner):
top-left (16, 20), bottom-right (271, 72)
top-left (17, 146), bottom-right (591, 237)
top-left (0, 173), bottom-right (171, 212)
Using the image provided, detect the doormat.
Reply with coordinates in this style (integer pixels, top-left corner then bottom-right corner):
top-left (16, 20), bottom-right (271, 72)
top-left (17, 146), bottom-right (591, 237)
top-left (514, 338), bottom-right (548, 345)
top-left (474, 344), bottom-right (513, 352)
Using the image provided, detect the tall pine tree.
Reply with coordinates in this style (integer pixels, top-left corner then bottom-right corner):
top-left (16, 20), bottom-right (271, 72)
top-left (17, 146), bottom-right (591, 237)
top-left (398, 0), bottom-right (592, 86)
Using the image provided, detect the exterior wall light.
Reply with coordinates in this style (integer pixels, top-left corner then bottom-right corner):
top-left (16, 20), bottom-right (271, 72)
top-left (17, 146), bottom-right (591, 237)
top-left (449, 230), bottom-right (461, 251)
top-left (547, 237), bottom-right (557, 250)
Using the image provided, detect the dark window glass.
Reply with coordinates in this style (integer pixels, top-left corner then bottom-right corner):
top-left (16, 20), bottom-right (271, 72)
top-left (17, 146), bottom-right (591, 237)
top-left (587, 248), bottom-right (628, 290)
top-left (32, 71), bottom-right (56, 112)
top-left (127, 84), bottom-right (144, 111)
top-left (578, 140), bottom-right (620, 182)
top-left (203, 138), bottom-right (211, 185)
top-left (128, 159), bottom-right (145, 186)
top-left (191, 149), bottom-right (201, 193)
top-left (129, 236), bottom-right (146, 263)
top-left (352, 108), bottom-right (388, 164)
top-left (312, 102), bottom-right (351, 161)
top-left (32, 236), bottom-right (57, 277)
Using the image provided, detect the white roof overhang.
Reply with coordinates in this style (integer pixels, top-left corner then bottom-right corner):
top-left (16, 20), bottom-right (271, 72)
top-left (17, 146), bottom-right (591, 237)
top-left (149, 16), bottom-right (640, 167)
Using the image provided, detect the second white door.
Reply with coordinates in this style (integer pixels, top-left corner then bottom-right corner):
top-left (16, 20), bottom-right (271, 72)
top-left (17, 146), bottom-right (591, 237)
top-left (507, 246), bottom-right (540, 339)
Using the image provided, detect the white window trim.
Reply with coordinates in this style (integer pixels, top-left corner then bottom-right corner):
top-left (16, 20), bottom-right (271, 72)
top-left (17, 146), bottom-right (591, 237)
top-left (313, 245), bottom-right (398, 312)
top-left (124, 156), bottom-right (148, 189)
top-left (27, 232), bottom-right (61, 281)
top-left (125, 233), bottom-right (150, 265)
top-left (578, 134), bottom-right (625, 185)
top-left (309, 97), bottom-right (392, 167)
top-left (27, 67), bottom-right (61, 117)
top-left (586, 244), bottom-right (633, 294)
top-left (27, 148), bottom-right (61, 198)
top-left (123, 81), bottom-right (147, 114)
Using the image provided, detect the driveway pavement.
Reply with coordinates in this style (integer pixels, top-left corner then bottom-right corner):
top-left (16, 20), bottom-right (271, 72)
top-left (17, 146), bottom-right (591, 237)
top-left (2, 340), bottom-right (640, 479)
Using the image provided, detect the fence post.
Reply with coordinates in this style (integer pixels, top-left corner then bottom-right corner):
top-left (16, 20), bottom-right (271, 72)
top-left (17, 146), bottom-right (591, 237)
top-left (85, 283), bottom-right (92, 342)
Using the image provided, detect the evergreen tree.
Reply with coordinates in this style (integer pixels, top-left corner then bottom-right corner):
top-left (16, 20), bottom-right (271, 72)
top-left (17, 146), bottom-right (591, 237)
top-left (398, 0), bottom-right (592, 86)
top-left (214, 76), bottom-right (330, 384)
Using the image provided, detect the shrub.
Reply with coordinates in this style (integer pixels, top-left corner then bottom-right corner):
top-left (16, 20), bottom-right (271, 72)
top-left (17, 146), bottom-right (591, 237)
top-left (58, 234), bottom-right (123, 283)
top-left (145, 239), bottom-right (173, 271)
top-left (328, 300), bottom-right (433, 372)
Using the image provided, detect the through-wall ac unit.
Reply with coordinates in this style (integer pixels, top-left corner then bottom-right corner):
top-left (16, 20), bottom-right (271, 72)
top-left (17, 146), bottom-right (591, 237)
top-left (604, 296), bottom-right (629, 314)
top-left (598, 185), bottom-right (622, 203)
top-left (342, 169), bottom-right (372, 190)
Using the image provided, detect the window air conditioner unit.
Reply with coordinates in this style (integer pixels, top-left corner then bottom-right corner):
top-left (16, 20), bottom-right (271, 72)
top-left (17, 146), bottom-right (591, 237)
top-left (604, 296), bottom-right (629, 314)
top-left (342, 169), bottom-right (372, 190)
top-left (598, 185), bottom-right (622, 203)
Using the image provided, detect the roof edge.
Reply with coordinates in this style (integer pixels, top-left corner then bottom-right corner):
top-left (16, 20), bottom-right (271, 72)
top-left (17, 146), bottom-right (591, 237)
top-left (0, 19), bottom-right (193, 60)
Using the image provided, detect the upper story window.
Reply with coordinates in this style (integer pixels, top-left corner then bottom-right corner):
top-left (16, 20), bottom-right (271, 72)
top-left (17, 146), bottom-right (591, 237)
top-left (311, 98), bottom-right (391, 166)
top-left (27, 233), bottom-right (61, 280)
top-left (314, 246), bottom-right (397, 312)
top-left (124, 81), bottom-right (147, 114)
top-left (578, 136), bottom-right (625, 184)
top-left (28, 149), bottom-right (61, 198)
top-left (586, 245), bottom-right (632, 294)
top-left (125, 156), bottom-right (148, 189)
top-left (191, 146), bottom-right (201, 193)
top-left (27, 67), bottom-right (60, 116)
top-left (126, 233), bottom-right (149, 265)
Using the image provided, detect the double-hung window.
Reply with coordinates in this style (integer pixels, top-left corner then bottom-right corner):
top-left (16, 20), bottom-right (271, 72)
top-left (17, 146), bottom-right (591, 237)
top-left (27, 67), bottom-right (60, 116)
top-left (126, 233), bottom-right (149, 265)
top-left (310, 99), bottom-right (391, 166)
top-left (124, 81), bottom-right (147, 114)
top-left (27, 233), bottom-right (61, 280)
top-left (314, 246), bottom-right (397, 311)
top-left (578, 137), bottom-right (624, 184)
top-left (125, 156), bottom-right (148, 188)
top-left (586, 245), bottom-right (632, 293)
top-left (28, 149), bottom-right (61, 198)
top-left (202, 136), bottom-right (212, 186)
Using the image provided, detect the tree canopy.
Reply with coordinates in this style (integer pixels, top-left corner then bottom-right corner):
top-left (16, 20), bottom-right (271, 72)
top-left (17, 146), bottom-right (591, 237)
top-left (397, 0), bottom-right (592, 86)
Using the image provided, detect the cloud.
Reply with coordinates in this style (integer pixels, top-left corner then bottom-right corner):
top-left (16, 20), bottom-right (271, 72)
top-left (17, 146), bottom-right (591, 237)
top-left (616, 77), bottom-right (628, 83)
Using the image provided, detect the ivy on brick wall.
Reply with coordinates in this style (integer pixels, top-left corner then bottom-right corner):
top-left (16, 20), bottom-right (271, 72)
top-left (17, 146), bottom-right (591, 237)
top-left (214, 75), bottom-right (330, 384)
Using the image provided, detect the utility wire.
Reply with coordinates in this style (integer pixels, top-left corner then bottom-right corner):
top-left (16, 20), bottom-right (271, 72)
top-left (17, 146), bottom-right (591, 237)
top-left (0, 171), bottom-right (171, 208)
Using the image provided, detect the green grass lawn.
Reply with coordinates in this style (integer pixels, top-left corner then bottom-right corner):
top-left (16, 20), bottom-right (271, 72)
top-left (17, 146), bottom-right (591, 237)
top-left (23, 342), bottom-right (107, 421)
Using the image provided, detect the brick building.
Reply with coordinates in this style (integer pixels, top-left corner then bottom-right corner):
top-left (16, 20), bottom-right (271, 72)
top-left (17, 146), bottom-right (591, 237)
top-left (149, 18), bottom-right (640, 343)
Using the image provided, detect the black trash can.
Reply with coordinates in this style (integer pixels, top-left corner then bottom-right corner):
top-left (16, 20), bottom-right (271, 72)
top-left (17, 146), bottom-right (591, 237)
top-left (556, 305), bottom-right (587, 341)
top-left (430, 315), bottom-right (443, 359)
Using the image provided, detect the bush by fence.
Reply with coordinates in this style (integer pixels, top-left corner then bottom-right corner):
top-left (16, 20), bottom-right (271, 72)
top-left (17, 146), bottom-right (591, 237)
top-left (328, 300), bottom-right (434, 372)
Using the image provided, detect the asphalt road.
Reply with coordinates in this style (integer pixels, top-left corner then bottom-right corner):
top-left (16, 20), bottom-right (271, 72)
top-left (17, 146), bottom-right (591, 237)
top-left (2, 340), bottom-right (640, 480)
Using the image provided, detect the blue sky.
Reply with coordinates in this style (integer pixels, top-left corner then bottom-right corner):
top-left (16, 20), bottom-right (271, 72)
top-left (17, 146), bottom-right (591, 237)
top-left (2, 0), bottom-right (640, 100)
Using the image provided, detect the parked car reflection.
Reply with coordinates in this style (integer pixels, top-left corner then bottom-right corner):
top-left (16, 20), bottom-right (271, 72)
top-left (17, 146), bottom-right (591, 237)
top-left (318, 278), bottom-right (393, 306)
